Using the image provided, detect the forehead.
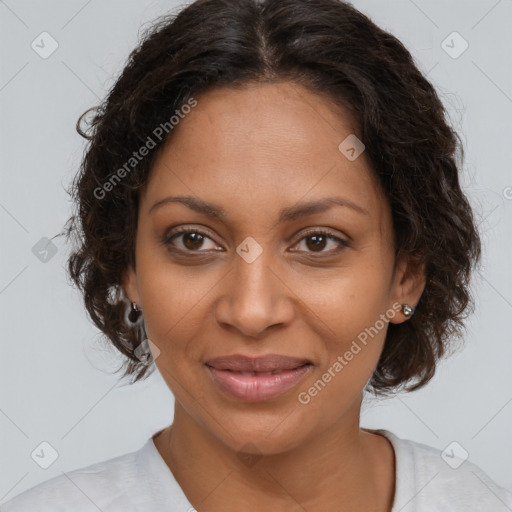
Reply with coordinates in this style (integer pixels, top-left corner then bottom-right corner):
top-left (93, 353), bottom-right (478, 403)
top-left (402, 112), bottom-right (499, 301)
top-left (142, 82), bottom-right (387, 226)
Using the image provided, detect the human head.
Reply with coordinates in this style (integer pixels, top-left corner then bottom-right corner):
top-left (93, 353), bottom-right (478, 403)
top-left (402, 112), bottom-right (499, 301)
top-left (64, 0), bottom-right (481, 405)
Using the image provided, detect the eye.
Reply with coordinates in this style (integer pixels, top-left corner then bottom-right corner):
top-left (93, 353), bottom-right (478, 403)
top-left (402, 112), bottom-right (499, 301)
top-left (163, 227), bottom-right (220, 252)
top-left (163, 227), bottom-right (350, 255)
top-left (292, 229), bottom-right (350, 255)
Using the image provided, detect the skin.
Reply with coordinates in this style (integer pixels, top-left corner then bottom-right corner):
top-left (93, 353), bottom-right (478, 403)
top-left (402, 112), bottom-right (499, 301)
top-left (123, 81), bottom-right (426, 511)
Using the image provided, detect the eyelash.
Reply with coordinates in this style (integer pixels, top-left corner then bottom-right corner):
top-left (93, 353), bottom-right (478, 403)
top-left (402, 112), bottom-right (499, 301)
top-left (163, 227), bottom-right (350, 256)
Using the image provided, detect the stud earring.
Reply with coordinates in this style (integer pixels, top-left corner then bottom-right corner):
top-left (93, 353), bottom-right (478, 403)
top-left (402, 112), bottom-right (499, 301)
top-left (402, 304), bottom-right (415, 318)
top-left (128, 301), bottom-right (142, 323)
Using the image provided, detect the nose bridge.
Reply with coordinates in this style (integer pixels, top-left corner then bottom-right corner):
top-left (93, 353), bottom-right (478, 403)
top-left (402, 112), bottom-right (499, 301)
top-left (235, 241), bottom-right (275, 296)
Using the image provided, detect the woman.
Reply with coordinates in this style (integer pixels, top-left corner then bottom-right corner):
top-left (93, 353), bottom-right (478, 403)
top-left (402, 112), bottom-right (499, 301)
top-left (3, 0), bottom-right (511, 510)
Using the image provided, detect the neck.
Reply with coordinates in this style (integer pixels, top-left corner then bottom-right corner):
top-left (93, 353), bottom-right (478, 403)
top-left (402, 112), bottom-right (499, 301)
top-left (153, 400), bottom-right (395, 511)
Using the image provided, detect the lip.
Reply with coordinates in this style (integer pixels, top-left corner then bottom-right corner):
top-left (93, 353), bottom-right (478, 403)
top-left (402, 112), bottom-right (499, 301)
top-left (205, 354), bottom-right (311, 372)
top-left (205, 354), bottom-right (312, 402)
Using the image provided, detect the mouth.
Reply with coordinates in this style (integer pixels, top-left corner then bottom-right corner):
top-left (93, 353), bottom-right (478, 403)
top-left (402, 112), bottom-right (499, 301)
top-left (204, 354), bottom-right (312, 373)
top-left (216, 368), bottom-right (307, 376)
top-left (204, 355), bottom-right (313, 402)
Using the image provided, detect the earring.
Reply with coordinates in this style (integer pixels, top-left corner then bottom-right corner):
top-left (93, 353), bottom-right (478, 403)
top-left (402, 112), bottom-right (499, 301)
top-left (128, 301), bottom-right (142, 323)
top-left (402, 304), bottom-right (415, 318)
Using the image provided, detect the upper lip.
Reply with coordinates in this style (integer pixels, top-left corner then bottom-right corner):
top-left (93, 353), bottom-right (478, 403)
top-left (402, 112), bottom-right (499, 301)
top-left (205, 354), bottom-right (311, 372)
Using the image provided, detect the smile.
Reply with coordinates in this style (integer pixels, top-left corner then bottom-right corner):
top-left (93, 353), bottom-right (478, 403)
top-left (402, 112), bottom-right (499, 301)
top-left (205, 364), bottom-right (312, 402)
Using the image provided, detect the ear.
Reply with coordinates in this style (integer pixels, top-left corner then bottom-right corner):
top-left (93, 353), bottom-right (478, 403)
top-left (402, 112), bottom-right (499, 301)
top-left (121, 264), bottom-right (141, 305)
top-left (388, 253), bottom-right (426, 324)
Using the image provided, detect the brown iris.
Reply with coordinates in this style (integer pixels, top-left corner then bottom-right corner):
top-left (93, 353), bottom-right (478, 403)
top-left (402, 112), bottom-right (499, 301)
top-left (182, 232), bottom-right (206, 251)
top-left (305, 234), bottom-right (328, 252)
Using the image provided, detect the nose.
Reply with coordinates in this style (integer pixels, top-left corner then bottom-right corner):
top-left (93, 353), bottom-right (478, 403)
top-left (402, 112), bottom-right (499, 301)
top-left (213, 246), bottom-right (295, 338)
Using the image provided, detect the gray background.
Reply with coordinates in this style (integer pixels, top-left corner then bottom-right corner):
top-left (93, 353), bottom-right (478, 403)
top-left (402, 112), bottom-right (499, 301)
top-left (1, 0), bottom-right (511, 503)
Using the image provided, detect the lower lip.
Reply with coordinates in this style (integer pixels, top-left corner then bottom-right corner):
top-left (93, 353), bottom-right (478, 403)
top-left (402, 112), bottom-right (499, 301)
top-left (206, 364), bottom-right (311, 402)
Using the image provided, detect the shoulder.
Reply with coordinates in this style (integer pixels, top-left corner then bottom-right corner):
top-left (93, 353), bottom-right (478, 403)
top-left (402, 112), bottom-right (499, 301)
top-left (373, 428), bottom-right (512, 511)
top-left (1, 443), bottom-right (146, 512)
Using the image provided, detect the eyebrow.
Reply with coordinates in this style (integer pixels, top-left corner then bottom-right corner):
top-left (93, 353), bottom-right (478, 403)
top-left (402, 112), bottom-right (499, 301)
top-left (148, 195), bottom-right (369, 222)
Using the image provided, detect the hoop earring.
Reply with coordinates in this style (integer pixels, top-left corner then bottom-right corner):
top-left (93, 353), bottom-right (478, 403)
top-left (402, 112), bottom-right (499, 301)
top-left (402, 304), bottom-right (415, 318)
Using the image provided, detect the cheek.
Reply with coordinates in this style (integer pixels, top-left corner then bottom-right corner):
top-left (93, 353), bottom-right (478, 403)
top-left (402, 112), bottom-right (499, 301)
top-left (297, 264), bottom-right (392, 385)
top-left (135, 235), bottom-right (219, 338)
top-left (299, 258), bottom-right (393, 337)
top-left (295, 305), bottom-right (388, 425)
top-left (134, 254), bottom-right (222, 394)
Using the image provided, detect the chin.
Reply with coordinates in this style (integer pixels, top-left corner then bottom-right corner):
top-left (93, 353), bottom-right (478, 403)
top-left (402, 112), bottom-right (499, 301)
top-left (209, 414), bottom-right (312, 456)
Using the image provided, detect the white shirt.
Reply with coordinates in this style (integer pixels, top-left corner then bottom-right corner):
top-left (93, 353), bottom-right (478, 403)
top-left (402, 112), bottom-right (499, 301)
top-left (2, 428), bottom-right (511, 511)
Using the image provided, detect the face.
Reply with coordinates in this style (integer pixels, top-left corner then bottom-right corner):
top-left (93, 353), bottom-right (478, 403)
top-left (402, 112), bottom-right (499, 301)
top-left (123, 81), bottom-right (424, 454)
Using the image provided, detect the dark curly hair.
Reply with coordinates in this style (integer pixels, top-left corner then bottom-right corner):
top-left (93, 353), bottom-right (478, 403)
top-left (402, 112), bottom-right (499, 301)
top-left (61, 0), bottom-right (481, 395)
